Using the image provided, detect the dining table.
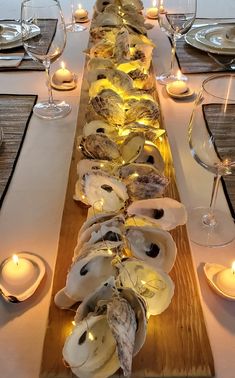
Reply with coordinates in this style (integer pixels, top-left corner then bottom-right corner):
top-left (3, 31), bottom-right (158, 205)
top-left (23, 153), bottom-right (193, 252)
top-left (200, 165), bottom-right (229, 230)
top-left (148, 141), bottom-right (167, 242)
top-left (0, 0), bottom-right (235, 377)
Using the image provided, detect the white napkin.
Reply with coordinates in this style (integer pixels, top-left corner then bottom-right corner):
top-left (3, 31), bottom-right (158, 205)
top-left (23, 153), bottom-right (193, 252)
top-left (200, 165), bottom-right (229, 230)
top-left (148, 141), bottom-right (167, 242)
top-left (0, 51), bottom-right (24, 68)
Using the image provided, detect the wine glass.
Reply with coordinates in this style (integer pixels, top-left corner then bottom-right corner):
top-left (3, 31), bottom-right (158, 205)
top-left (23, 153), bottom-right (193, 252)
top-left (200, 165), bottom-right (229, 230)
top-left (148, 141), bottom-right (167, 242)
top-left (66, 1), bottom-right (87, 33)
top-left (21, 0), bottom-right (71, 119)
top-left (188, 74), bottom-right (235, 247)
top-left (157, 0), bottom-right (197, 84)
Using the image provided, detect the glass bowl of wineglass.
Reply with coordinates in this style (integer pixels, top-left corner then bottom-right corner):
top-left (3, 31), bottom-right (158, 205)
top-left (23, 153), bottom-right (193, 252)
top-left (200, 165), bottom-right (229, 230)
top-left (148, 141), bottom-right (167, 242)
top-left (21, 0), bottom-right (71, 119)
top-left (188, 74), bottom-right (235, 247)
top-left (157, 0), bottom-right (197, 84)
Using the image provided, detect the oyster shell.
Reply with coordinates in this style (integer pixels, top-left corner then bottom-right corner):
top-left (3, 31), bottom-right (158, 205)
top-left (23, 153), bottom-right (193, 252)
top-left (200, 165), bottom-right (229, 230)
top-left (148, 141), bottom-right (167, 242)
top-left (82, 120), bottom-right (117, 138)
top-left (126, 226), bottom-right (177, 272)
top-left (54, 249), bottom-right (117, 308)
top-left (75, 213), bottom-right (125, 253)
top-left (89, 40), bottom-right (114, 59)
top-left (78, 211), bottom-right (121, 238)
top-left (87, 57), bottom-right (115, 71)
top-left (74, 172), bottom-right (128, 212)
top-left (125, 98), bottom-right (160, 125)
top-left (92, 11), bottom-right (122, 28)
top-left (107, 295), bottom-right (137, 376)
top-left (91, 89), bottom-right (125, 125)
top-left (117, 258), bottom-right (175, 316)
top-left (114, 27), bottom-right (130, 63)
top-left (127, 197), bottom-right (187, 230)
top-left (79, 134), bottom-right (120, 160)
top-left (136, 141), bottom-right (165, 173)
top-left (94, 0), bottom-right (117, 13)
top-left (88, 69), bottom-right (134, 96)
top-left (118, 163), bottom-right (169, 200)
top-left (120, 0), bottom-right (144, 11)
top-left (63, 314), bottom-right (120, 378)
top-left (77, 159), bottom-right (113, 179)
top-left (119, 132), bottom-right (145, 164)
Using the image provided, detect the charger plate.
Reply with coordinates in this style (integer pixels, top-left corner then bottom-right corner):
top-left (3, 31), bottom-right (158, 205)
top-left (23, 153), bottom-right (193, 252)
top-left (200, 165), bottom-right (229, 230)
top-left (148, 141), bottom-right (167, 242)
top-left (185, 23), bottom-right (235, 55)
top-left (0, 20), bottom-right (40, 50)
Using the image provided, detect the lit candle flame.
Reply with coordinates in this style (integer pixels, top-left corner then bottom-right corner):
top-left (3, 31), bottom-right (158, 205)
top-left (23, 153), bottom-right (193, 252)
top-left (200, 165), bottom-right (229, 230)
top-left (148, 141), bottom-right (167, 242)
top-left (152, 0), bottom-right (157, 6)
top-left (160, 0), bottom-right (164, 6)
top-left (12, 254), bottom-right (19, 266)
top-left (176, 69), bottom-right (182, 81)
top-left (61, 61), bottom-right (66, 70)
top-left (232, 261), bottom-right (235, 274)
top-left (78, 3), bottom-right (82, 10)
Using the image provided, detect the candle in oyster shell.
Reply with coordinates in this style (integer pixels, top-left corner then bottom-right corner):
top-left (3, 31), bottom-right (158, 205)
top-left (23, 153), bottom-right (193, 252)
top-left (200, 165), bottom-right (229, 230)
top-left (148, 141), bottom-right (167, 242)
top-left (215, 262), bottom-right (235, 297)
top-left (74, 4), bottom-right (88, 22)
top-left (1, 254), bottom-right (35, 291)
top-left (146, 0), bottom-right (158, 19)
top-left (167, 70), bottom-right (189, 95)
top-left (52, 61), bottom-right (74, 85)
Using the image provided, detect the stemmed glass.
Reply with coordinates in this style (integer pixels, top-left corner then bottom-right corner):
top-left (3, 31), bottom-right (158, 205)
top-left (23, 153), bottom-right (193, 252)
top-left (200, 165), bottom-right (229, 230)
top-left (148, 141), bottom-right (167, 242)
top-left (188, 74), bottom-right (235, 247)
top-left (66, 1), bottom-right (87, 33)
top-left (157, 0), bottom-right (197, 84)
top-left (21, 0), bottom-right (71, 119)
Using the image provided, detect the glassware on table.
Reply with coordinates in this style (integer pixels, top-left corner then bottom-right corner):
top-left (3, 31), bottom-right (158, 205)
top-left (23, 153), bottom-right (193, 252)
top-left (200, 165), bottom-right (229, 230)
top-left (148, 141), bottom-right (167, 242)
top-left (21, 0), bottom-right (71, 120)
top-left (157, 0), bottom-right (197, 84)
top-left (188, 74), bottom-right (235, 247)
top-left (66, 1), bottom-right (87, 33)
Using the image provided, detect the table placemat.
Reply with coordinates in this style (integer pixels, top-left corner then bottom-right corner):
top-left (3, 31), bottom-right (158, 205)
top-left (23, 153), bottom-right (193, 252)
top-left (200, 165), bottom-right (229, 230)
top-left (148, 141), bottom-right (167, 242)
top-left (175, 18), bottom-right (235, 74)
top-left (0, 19), bottom-right (57, 71)
top-left (203, 103), bottom-right (235, 218)
top-left (0, 94), bottom-right (37, 208)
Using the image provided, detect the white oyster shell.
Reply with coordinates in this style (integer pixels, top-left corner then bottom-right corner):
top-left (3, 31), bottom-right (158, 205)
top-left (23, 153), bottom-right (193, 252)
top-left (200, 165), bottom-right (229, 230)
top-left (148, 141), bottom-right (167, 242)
top-left (87, 69), bottom-right (133, 95)
top-left (127, 197), bottom-right (187, 230)
top-left (63, 314), bottom-right (120, 378)
top-left (77, 159), bottom-right (113, 178)
top-left (78, 211), bottom-right (121, 238)
top-left (117, 259), bottom-right (175, 316)
top-left (54, 249), bottom-right (116, 307)
top-left (126, 226), bottom-right (177, 273)
top-left (87, 57), bottom-right (115, 71)
top-left (136, 141), bottom-right (165, 173)
top-left (120, 132), bottom-right (145, 164)
top-left (79, 134), bottom-right (120, 161)
top-left (74, 172), bottom-right (128, 212)
top-left (82, 120), bottom-right (117, 138)
top-left (75, 214), bottom-right (125, 253)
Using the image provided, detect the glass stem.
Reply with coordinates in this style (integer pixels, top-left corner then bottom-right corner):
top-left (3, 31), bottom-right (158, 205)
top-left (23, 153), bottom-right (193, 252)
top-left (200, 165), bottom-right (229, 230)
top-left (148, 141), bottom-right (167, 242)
top-left (44, 59), bottom-right (54, 106)
top-left (203, 174), bottom-right (221, 227)
top-left (170, 35), bottom-right (177, 76)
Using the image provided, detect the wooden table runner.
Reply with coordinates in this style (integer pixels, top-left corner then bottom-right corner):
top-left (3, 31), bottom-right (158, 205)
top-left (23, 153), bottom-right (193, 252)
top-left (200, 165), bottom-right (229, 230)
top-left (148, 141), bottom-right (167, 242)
top-left (0, 19), bottom-right (57, 71)
top-left (175, 19), bottom-right (235, 74)
top-left (39, 59), bottom-right (215, 376)
top-left (0, 94), bottom-right (37, 208)
top-left (203, 103), bottom-right (235, 218)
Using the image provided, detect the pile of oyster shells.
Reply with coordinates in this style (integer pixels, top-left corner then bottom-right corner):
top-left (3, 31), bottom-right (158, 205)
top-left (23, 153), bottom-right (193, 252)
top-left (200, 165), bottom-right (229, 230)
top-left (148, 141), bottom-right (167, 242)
top-left (55, 1), bottom-right (188, 377)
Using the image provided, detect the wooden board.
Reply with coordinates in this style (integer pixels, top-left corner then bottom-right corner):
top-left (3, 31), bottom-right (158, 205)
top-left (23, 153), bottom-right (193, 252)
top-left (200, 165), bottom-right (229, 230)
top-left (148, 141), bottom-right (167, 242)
top-left (40, 60), bottom-right (215, 378)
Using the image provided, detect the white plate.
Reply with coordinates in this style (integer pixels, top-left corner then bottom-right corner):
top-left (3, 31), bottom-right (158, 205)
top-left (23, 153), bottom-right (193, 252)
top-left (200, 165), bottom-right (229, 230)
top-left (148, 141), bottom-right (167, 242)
top-left (195, 24), bottom-right (235, 50)
top-left (185, 23), bottom-right (235, 55)
top-left (0, 21), bottom-right (40, 50)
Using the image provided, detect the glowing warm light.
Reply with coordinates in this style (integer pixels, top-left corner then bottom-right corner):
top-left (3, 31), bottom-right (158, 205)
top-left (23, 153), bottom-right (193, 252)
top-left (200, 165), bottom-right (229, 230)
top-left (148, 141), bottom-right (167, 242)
top-left (152, 0), bottom-right (157, 6)
top-left (141, 280), bottom-right (146, 285)
top-left (122, 160), bottom-right (125, 165)
top-left (78, 3), bottom-right (82, 9)
top-left (88, 332), bottom-right (94, 341)
top-left (232, 261), bottom-right (235, 274)
top-left (71, 320), bottom-right (76, 326)
top-left (107, 249), bottom-right (113, 255)
top-left (176, 69), bottom-right (182, 81)
top-left (61, 61), bottom-right (65, 70)
top-left (12, 254), bottom-right (19, 265)
top-left (81, 195), bottom-right (85, 200)
top-left (130, 172), bottom-right (139, 179)
top-left (159, 136), bottom-right (163, 142)
top-left (100, 163), bottom-right (104, 168)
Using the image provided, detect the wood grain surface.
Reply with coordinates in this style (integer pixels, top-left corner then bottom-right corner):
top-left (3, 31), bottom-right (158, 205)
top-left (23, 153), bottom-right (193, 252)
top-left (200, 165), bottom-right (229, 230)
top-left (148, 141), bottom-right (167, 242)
top-left (40, 59), bottom-right (215, 378)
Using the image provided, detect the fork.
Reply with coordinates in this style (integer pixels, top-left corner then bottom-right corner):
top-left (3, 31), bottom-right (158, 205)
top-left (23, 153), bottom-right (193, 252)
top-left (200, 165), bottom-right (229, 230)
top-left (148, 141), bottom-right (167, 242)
top-left (208, 53), bottom-right (235, 70)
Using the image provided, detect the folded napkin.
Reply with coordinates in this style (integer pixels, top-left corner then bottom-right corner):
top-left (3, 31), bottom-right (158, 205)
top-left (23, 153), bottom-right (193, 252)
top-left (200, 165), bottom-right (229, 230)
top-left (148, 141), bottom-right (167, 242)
top-left (0, 51), bottom-right (24, 68)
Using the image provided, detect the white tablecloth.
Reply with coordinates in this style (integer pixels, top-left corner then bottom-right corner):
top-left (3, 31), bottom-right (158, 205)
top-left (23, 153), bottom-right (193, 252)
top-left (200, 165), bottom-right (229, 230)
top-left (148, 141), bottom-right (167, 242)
top-left (0, 1), bottom-right (234, 377)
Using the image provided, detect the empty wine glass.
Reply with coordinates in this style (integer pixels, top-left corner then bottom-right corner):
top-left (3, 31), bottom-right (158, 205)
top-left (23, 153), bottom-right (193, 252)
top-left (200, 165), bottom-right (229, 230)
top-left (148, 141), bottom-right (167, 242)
top-left (157, 0), bottom-right (197, 84)
top-left (66, 1), bottom-right (87, 33)
top-left (188, 74), bottom-right (235, 247)
top-left (21, 0), bottom-right (71, 119)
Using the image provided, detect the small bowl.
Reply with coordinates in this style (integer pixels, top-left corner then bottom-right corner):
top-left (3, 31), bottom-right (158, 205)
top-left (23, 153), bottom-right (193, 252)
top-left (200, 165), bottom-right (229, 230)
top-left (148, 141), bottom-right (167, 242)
top-left (0, 252), bottom-right (46, 303)
top-left (204, 263), bottom-right (235, 301)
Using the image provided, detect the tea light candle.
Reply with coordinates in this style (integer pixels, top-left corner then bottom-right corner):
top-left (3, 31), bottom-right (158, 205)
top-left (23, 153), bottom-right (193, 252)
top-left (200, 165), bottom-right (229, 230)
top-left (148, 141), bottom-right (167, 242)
top-left (74, 4), bottom-right (88, 22)
top-left (146, 0), bottom-right (158, 19)
top-left (215, 262), bottom-right (235, 297)
top-left (159, 0), bottom-right (165, 13)
top-left (53, 61), bottom-right (73, 85)
top-left (1, 254), bottom-right (35, 291)
top-left (167, 70), bottom-right (189, 95)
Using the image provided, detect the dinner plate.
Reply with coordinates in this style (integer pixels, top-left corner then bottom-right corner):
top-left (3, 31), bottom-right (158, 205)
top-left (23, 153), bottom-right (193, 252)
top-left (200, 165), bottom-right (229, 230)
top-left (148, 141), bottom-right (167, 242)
top-left (0, 21), bottom-right (40, 50)
top-left (185, 23), bottom-right (235, 55)
top-left (195, 24), bottom-right (235, 50)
